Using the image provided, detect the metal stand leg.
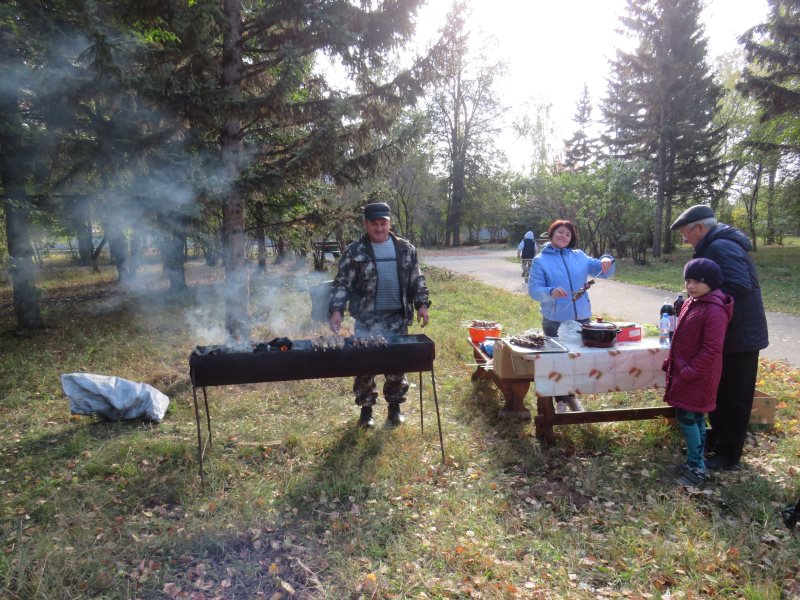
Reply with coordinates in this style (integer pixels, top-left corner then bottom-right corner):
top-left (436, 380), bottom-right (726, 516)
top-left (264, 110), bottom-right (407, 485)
top-left (202, 386), bottom-right (212, 448)
top-left (418, 371), bottom-right (424, 433)
top-left (192, 385), bottom-right (205, 488)
top-left (430, 365), bottom-right (446, 464)
top-left (192, 385), bottom-right (213, 489)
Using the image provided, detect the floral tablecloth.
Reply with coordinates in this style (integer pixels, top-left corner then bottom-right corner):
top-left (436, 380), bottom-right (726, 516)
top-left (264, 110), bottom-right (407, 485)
top-left (523, 338), bottom-right (668, 397)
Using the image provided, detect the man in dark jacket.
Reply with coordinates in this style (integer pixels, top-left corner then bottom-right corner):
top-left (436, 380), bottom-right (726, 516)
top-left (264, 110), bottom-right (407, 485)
top-left (329, 202), bottom-right (431, 428)
top-left (671, 205), bottom-right (769, 470)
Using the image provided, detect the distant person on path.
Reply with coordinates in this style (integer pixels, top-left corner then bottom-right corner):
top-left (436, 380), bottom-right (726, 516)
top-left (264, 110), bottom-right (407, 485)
top-left (528, 219), bottom-right (615, 414)
top-left (663, 258), bottom-right (733, 487)
top-left (517, 231), bottom-right (538, 283)
top-left (670, 204), bottom-right (769, 470)
top-left (329, 202), bottom-right (431, 428)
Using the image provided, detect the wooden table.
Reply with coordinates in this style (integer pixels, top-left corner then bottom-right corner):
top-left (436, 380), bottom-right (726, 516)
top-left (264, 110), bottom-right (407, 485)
top-left (468, 337), bottom-right (675, 443)
top-left (469, 338), bottom-right (533, 420)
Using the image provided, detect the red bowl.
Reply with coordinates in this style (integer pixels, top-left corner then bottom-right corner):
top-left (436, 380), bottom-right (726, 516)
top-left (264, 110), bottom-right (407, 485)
top-left (469, 326), bottom-right (501, 343)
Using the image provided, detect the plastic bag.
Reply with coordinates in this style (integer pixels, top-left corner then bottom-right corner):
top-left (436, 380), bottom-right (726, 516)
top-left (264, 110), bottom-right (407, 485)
top-left (558, 320), bottom-right (584, 344)
top-left (61, 373), bottom-right (170, 422)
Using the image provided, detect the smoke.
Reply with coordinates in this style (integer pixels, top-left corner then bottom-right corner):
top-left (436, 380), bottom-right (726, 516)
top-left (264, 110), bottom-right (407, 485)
top-left (3, 22), bottom-right (328, 348)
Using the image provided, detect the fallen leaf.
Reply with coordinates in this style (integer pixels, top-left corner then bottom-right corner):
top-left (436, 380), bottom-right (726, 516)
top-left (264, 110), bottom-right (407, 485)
top-left (280, 580), bottom-right (295, 595)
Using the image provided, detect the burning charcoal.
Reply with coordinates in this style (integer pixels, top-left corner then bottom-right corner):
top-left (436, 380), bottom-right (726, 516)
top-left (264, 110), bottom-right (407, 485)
top-left (266, 337), bottom-right (293, 352)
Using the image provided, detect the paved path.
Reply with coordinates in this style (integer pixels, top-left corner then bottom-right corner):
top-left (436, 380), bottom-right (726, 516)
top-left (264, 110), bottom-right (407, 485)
top-left (420, 247), bottom-right (800, 369)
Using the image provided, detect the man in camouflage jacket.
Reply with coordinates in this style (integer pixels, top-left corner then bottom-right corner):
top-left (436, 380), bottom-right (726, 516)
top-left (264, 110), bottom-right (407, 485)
top-left (329, 202), bottom-right (430, 427)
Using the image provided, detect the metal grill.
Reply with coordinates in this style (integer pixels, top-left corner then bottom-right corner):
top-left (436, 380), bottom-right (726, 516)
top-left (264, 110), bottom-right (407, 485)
top-left (190, 334), bottom-right (443, 485)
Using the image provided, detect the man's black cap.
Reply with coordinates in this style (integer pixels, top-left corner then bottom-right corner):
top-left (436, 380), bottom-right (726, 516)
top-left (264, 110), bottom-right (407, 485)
top-left (670, 204), bottom-right (715, 230)
top-left (364, 202), bottom-right (391, 220)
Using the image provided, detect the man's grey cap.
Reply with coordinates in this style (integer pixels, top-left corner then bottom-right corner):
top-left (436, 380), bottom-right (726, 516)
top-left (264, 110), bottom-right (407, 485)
top-left (670, 204), bottom-right (715, 230)
top-left (364, 202), bottom-right (391, 220)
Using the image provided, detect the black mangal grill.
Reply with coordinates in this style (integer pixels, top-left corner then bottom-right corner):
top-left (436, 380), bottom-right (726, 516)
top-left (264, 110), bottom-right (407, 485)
top-left (190, 334), bottom-right (435, 387)
top-left (190, 333), bottom-right (443, 485)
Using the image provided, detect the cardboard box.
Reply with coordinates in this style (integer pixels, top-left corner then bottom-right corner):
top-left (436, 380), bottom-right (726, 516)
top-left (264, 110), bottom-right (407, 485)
top-left (492, 339), bottom-right (535, 379)
top-left (750, 390), bottom-right (777, 426)
top-left (616, 322), bottom-right (642, 342)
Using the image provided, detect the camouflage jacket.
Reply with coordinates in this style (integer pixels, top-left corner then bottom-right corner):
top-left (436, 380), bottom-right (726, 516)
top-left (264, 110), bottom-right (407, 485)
top-left (329, 232), bottom-right (430, 326)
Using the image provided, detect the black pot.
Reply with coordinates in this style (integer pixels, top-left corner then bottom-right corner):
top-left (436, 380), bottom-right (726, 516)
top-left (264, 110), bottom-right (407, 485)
top-left (580, 319), bottom-right (620, 348)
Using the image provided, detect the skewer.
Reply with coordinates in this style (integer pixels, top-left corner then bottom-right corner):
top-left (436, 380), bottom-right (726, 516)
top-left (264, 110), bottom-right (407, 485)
top-left (460, 319), bottom-right (502, 328)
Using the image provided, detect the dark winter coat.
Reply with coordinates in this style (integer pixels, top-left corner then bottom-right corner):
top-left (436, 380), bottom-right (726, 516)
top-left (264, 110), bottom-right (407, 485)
top-left (662, 289), bottom-right (734, 413)
top-left (693, 224), bottom-right (768, 353)
top-left (329, 232), bottom-right (430, 327)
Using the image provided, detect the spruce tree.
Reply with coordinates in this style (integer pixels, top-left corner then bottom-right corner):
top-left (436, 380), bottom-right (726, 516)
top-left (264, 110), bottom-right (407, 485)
top-left (738, 0), bottom-right (800, 152)
top-left (602, 0), bottom-right (724, 256)
top-left (563, 84), bottom-right (599, 172)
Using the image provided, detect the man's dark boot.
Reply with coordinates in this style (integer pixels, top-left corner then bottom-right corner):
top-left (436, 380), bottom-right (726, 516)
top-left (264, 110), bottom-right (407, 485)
top-left (387, 403), bottom-right (406, 426)
top-left (358, 406), bottom-right (375, 428)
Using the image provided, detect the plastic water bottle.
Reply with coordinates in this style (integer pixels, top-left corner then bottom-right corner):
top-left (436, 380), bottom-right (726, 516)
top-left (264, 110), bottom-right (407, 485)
top-left (660, 297), bottom-right (676, 341)
top-left (659, 313), bottom-right (671, 348)
top-left (673, 293), bottom-right (685, 317)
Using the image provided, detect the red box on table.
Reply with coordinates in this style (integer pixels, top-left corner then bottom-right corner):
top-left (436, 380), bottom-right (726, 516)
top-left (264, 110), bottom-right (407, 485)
top-left (616, 322), bottom-right (642, 342)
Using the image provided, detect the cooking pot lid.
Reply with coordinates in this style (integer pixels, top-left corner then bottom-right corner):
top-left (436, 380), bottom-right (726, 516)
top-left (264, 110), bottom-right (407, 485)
top-left (582, 320), bottom-right (617, 331)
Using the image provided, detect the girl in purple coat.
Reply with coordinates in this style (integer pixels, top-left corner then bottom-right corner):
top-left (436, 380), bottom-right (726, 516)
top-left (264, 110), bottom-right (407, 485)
top-left (663, 258), bottom-right (734, 486)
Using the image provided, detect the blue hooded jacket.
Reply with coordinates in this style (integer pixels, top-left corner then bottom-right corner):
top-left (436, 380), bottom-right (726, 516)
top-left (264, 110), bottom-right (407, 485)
top-left (528, 242), bottom-right (615, 322)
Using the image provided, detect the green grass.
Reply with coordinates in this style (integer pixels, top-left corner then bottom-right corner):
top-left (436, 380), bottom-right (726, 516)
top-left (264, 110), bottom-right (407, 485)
top-left (0, 258), bottom-right (798, 598)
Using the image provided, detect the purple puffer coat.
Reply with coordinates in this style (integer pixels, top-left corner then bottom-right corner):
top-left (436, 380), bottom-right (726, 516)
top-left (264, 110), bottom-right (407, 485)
top-left (662, 288), bottom-right (734, 413)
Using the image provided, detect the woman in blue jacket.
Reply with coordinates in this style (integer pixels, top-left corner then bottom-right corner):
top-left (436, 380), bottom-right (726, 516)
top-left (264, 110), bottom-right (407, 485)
top-left (529, 219), bottom-right (616, 413)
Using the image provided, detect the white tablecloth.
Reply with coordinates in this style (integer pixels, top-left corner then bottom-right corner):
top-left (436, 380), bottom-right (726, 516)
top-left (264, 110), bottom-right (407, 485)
top-left (524, 338), bottom-right (668, 397)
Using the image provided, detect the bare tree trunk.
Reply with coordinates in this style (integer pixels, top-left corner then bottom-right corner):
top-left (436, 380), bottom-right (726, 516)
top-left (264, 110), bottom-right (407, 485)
top-left (162, 230), bottom-right (187, 291)
top-left (91, 235), bottom-right (107, 273)
top-left (0, 81), bottom-right (42, 328)
top-left (5, 203), bottom-right (42, 328)
top-left (129, 226), bottom-right (145, 278)
top-left (747, 162), bottom-right (762, 251)
top-left (765, 156), bottom-right (777, 245)
top-left (443, 175), bottom-right (453, 246)
top-left (254, 202), bottom-right (267, 272)
top-left (653, 122), bottom-right (666, 259)
top-left (450, 154), bottom-right (465, 246)
top-left (105, 217), bottom-right (130, 282)
top-left (78, 219), bottom-right (93, 266)
top-left (221, 0), bottom-right (249, 342)
top-left (69, 197), bottom-right (93, 266)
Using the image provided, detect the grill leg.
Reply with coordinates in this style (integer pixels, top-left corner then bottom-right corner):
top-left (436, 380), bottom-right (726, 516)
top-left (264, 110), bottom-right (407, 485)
top-left (192, 385), bottom-right (205, 488)
top-left (202, 386), bottom-right (212, 448)
top-left (418, 372), bottom-right (424, 433)
top-left (430, 365), bottom-right (446, 464)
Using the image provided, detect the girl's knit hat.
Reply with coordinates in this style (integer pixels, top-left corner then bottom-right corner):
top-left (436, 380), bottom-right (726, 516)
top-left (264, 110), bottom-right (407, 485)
top-left (684, 258), bottom-right (723, 289)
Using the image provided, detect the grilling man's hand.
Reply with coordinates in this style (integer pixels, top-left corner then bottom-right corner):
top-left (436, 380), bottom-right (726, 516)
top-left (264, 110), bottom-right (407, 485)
top-left (329, 310), bottom-right (342, 333)
top-left (417, 306), bottom-right (429, 327)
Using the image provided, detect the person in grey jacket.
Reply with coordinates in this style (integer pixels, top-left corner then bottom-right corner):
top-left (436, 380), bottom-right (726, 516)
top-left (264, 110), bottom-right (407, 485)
top-left (670, 205), bottom-right (769, 470)
top-left (529, 219), bottom-right (615, 413)
top-left (329, 202), bottom-right (430, 427)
